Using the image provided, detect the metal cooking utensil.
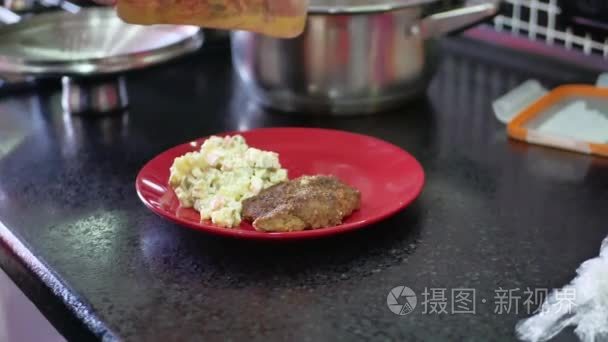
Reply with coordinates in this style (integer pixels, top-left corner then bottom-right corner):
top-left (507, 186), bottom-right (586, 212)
top-left (308, 0), bottom-right (438, 13)
top-left (0, 7), bottom-right (203, 115)
top-left (231, 0), bottom-right (499, 115)
top-left (0, 7), bottom-right (202, 75)
top-left (61, 75), bottom-right (130, 116)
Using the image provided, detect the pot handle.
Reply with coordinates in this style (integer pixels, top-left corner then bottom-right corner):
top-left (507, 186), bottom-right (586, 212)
top-left (420, 1), bottom-right (500, 39)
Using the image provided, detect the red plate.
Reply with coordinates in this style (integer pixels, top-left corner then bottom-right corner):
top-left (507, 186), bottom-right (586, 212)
top-left (136, 128), bottom-right (425, 241)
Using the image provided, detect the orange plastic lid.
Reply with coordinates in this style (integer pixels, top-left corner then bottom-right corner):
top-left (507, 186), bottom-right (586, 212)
top-left (494, 80), bottom-right (608, 158)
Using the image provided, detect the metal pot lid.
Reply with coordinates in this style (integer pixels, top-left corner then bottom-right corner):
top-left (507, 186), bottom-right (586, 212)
top-left (0, 8), bottom-right (203, 76)
top-left (309, 0), bottom-right (439, 14)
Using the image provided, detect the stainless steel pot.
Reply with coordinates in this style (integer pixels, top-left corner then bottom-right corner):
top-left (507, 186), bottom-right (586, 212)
top-left (231, 0), bottom-right (499, 115)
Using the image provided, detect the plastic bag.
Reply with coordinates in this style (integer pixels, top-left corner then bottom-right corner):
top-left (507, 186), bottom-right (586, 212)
top-left (116, 0), bottom-right (309, 38)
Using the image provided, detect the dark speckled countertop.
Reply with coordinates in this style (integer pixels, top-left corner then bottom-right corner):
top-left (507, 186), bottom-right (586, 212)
top-left (1, 37), bottom-right (607, 341)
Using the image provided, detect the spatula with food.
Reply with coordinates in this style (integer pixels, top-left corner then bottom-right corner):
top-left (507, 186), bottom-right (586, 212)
top-left (113, 0), bottom-right (308, 38)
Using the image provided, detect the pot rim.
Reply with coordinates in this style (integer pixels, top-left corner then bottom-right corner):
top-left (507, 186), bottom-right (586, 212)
top-left (308, 0), bottom-right (436, 14)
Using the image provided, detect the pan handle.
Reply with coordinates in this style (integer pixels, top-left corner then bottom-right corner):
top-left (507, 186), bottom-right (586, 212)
top-left (39, 0), bottom-right (82, 13)
top-left (420, 1), bottom-right (500, 39)
top-left (0, 6), bottom-right (21, 24)
top-left (0, 0), bottom-right (81, 25)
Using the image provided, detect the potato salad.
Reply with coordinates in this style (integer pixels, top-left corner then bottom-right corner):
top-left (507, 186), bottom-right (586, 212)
top-left (169, 135), bottom-right (288, 227)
